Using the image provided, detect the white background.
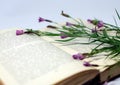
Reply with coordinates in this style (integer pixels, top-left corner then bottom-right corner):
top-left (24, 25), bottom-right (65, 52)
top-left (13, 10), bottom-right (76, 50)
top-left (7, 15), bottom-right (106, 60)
top-left (0, 0), bottom-right (120, 29)
top-left (0, 0), bottom-right (120, 84)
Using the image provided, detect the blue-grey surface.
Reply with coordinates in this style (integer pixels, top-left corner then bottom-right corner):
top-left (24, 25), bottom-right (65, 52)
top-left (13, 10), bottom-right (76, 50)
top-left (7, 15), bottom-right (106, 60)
top-left (0, 0), bottom-right (120, 84)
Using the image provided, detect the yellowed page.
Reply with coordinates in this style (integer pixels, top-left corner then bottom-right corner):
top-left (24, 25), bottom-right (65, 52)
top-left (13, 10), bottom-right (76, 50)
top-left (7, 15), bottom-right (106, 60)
top-left (0, 29), bottom-right (98, 85)
top-left (0, 63), bottom-right (19, 85)
top-left (0, 26), bottom-right (119, 85)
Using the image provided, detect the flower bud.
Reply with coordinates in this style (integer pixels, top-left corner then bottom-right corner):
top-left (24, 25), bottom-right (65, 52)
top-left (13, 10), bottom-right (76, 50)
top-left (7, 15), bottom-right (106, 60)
top-left (16, 30), bottom-right (24, 35)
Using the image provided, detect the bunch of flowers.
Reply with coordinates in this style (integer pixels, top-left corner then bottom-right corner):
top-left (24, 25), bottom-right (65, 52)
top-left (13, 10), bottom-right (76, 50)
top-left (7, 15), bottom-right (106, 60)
top-left (16, 10), bottom-right (120, 84)
top-left (16, 10), bottom-right (120, 69)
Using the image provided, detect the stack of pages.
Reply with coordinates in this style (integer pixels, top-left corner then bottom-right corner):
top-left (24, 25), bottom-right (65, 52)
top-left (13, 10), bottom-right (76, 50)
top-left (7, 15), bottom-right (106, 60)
top-left (0, 28), bottom-right (120, 85)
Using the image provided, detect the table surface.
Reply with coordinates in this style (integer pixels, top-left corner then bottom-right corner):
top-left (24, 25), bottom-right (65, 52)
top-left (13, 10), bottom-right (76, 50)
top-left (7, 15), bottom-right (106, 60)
top-left (0, 0), bottom-right (120, 84)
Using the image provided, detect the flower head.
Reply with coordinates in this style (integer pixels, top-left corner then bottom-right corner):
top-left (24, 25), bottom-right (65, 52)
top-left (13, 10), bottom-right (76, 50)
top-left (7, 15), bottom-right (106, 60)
top-left (87, 19), bottom-right (93, 23)
top-left (91, 29), bottom-right (98, 33)
top-left (66, 22), bottom-right (74, 26)
top-left (60, 35), bottom-right (68, 39)
top-left (97, 21), bottom-right (104, 28)
top-left (83, 61), bottom-right (91, 66)
top-left (38, 17), bottom-right (52, 23)
top-left (83, 61), bottom-right (99, 67)
top-left (16, 30), bottom-right (24, 35)
top-left (72, 53), bottom-right (85, 60)
top-left (87, 19), bottom-right (104, 28)
top-left (60, 32), bottom-right (68, 39)
top-left (38, 17), bottom-right (46, 22)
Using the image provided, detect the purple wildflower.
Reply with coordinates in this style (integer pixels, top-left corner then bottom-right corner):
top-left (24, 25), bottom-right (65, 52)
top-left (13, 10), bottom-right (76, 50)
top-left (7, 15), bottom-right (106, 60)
top-left (16, 30), bottom-right (24, 35)
top-left (60, 32), bottom-right (68, 39)
top-left (72, 54), bottom-right (78, 59)
top-left (38, 17), bottom-right (53, 23)
top-left (83, 61), bottom-right (99, 67)
top-left (72, 53), bottom-right (85, 60)
top-left (83, 61), bottom-right (91, 66)
top-left (87, 19), bottom-right (104, 28)
top-left (97, 21), bottom-right (104, 28)
top-left (38, 17), bottom-right (46, 22)
top-left (66, 22), bottom-right (73, 26)
top-left (91, 29), bottom-right (98, 33)
top-left (87, 19), bottom-right (98, 25)
top-left (60, 35), bottom-right (68, 39)
top-left (87, 19), bottom-right (92, 23)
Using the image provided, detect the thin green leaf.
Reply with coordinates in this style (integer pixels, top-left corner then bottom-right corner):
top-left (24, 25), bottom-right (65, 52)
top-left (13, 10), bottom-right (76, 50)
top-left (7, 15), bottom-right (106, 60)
top-left (113, 16), bottom-right (118, 26)
top-left (115, 9), bottom-right (120, 20)
top-left (56, 37), bottom-right (76, 42)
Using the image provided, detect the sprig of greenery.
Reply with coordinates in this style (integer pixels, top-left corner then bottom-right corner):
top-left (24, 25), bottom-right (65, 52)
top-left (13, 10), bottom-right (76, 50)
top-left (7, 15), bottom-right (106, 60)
top-left (24, 10), bottom-right (120, 66)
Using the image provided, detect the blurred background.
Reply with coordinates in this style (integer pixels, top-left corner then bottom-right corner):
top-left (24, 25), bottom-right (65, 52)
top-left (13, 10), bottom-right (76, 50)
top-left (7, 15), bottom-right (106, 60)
top-left (0, 0), bottom-right (120, 30)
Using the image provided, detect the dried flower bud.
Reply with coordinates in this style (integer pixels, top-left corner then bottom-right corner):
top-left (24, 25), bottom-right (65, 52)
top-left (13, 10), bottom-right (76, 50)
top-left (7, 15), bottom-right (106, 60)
top-left (82, 53), bottom-right (89, 56)
top-left (47, 25), bottom-right (57, 29)
top-left (45, 19), bottom-right (53, 23)
top-left (91, 64), bottom-right (99, 67)
top-left (61, 11), bottom-right (70, 18)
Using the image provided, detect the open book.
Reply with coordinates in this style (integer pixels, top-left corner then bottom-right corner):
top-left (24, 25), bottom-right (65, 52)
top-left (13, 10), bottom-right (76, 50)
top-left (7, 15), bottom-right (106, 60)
top-left (0, 28), bottom-right (120, 85)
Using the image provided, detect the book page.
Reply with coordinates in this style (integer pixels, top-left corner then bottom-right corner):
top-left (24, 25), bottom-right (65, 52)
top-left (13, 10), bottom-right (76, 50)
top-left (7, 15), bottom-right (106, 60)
top-left (0, 28), bottom-right (117, 85)
top-left (0, 29), bottom-right (99, 85)
top-left (0, 29), bottom-right (42, 52)
top-left (0, 37), bottom-right (75, 84)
